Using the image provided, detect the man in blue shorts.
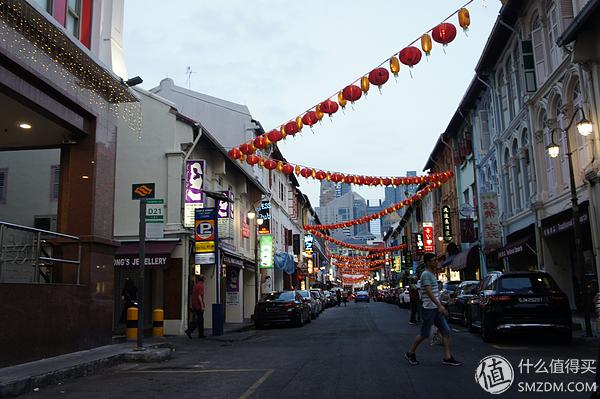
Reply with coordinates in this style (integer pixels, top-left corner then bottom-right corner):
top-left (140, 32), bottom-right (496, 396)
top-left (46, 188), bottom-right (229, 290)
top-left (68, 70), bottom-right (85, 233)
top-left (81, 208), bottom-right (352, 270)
top-left (405, 253), bottom-right (461, 366)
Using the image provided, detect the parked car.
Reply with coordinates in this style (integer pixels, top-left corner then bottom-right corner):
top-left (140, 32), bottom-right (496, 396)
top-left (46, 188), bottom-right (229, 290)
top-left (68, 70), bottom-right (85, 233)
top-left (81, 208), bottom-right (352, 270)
top-left (298, 290), bottom-right (319, 319)
top-left (466, 272), bottom-right (572, 343)
top-left (310, 290), bottom-right (324, 314)
top-left (310, 289), bottom-right (326, 313)
top-left (254, 291), bottom-right (311, 328)
top-left (398, 288), bottom-right (411, 308)
top-left (446, 280), bottom-right (479, 325)
top-left (355, 290), bottom-right (370, 303)
top-left (323, 291), bottom-right (336, 307)
top-left (439, 280), bottom-right (462, 306)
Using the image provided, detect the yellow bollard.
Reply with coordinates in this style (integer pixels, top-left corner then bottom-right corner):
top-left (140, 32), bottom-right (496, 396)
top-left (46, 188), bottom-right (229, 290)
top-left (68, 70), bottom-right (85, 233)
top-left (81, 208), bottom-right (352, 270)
top-left (152, 309), bottom-right (164, 337)
top-left (126, 307), bottom-right (138, 340)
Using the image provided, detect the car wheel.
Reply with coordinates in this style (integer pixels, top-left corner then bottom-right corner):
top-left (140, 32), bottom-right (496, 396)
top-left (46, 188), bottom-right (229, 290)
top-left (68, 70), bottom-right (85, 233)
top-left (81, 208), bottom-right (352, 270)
top-left (481, 315), bottom-right (497, 343)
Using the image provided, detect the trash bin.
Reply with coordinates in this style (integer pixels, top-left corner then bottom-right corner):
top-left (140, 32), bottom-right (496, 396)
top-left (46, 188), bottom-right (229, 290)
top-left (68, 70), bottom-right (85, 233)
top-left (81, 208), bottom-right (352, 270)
top-left (212, 303), bottom-right (224, 336)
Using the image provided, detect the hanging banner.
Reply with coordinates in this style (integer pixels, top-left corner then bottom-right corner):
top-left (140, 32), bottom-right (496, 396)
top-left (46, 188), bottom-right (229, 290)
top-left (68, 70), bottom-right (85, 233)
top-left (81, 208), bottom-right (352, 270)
top-left (422, 222), bottom-right (434, 253)
top-left (304, 233), bottom-right (314, 253)
top-left (259, 235), bottom-right (274, 268)
top-left (480, 192), bottom-right (501, 251)
top-left (184, 160), bottom-right (205, 228)
top-left (441, 205), bottom-right (453, 242)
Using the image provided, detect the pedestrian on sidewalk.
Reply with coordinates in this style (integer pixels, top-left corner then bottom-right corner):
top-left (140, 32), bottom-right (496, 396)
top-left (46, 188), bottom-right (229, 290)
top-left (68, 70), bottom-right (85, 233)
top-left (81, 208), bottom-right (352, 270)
top-left (185, 275), bottom-right (206, 339)
top-left (405, 253), bottom-right (461, 366)
top-left (408, 277), bottom-right (420, 324)
top-left (119, 278), bottom-right (138, 324)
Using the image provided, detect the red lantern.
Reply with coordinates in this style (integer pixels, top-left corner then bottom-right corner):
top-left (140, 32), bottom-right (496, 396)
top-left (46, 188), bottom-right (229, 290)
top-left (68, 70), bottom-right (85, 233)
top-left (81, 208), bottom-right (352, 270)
top-left (382, 177), bottom-right (392, 186)
top-left (300, 168), bottom-right (312, 178)
top-left (284, 120), bottom-right (300, 136)
top-left (432, 22), bottom-right (457, 46)
top-left (254, 135), bottom-right (268, 149)
top-left (227, 148), bottom-right (242, 160)
top-left (368, 67), bottom-right (389, 88)
top-left (239, 143), bottom-right (254, 155)
top-left (267, 129), bottom-right (283, 143)
top-left (282, 164), bottom-right (294, 175)
top-left (364, 176), bottom-right (373, 185)
top-left (302, 111), bottom-right (318, 127)
top-left (331, 173), bottom-right (343, 183)
top-left (246, 155), bottom-right (259, 165)
top-left (392, 177), bottom-right (401, 186)
top-left (399, 46), bottom-right (422, 67)
top-left (342, 85), bottom-right (362, 103)
top-left (264, 159), bottom-right (277, 170)
top-left (320, 99), bottom-right (339, 116)
top-left (315, 170), bottom-right (327, 180)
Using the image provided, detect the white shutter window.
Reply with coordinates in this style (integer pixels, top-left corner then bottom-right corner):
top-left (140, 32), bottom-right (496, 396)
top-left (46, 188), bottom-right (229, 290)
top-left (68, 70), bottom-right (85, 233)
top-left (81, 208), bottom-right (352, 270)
top-left (479, 110), bottom-right (490, 151)
top-left (548, 5), bottom-right (560, 69)
top-left (531, 26), bottom-right (547, 86)
top-left (544, 129), bottom-right (556, 195)
top-left (559, 0), bottom-right (574, 28)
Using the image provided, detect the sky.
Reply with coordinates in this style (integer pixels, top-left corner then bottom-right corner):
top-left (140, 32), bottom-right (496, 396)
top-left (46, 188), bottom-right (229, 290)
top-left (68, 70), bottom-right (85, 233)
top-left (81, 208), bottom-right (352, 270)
top-left (123, 0), bottom-right (502, 207)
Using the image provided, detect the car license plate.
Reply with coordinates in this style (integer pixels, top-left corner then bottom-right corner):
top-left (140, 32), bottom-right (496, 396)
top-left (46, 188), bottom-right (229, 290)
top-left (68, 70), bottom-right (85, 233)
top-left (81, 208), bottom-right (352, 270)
top-left (518, 297), bottom-right (543, 303)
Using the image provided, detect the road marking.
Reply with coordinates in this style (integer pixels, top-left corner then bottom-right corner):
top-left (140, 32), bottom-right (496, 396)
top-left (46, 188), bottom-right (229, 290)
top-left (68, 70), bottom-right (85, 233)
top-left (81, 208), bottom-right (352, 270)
top-left (125, 368), bottom-right (268, 374)
top-left (239, 369), bottom-right (274, 399)
top-left (492, 345), bottom-right (530, 350)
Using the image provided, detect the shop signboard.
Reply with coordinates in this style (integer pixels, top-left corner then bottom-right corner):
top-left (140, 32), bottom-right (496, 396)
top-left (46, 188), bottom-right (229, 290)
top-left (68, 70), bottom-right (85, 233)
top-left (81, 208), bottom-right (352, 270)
top-left (257, 200), bottom-right (271, 235)
top-left (184, 160), bottom-right (205, 228)
top-left (194, 207), bottom-right (217, 264)
top-left (480, 192), bottom-right (501, 251)
top-left (422, 222), bottom-right (434, 253)
top-left (145, 199), bottom-right (164, 239)
top-left (259, 235), bottom-right (274, 268)
top-left (441, 205), bottom-right (452, 242)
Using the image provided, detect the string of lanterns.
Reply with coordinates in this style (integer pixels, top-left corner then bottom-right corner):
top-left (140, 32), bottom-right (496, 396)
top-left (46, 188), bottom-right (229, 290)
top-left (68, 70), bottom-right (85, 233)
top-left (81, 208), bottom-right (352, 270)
top-left (330, 253), bottom-right (386, 261)
top-left (304, 176), bottom-right (451, 232)
top-left (228, 148), bottom-right (454, 188)
top-left (334, 258), bottom-right (387, 268)
top-left (311, 230), bottom-right (407, 252)
top-left (227, 2), bottom-right (473, 156)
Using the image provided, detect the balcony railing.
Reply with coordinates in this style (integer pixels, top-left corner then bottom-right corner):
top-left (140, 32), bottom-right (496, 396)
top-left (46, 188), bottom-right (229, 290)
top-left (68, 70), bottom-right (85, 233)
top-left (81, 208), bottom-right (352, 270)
top-left (0, 221), bottom-right (81, 284)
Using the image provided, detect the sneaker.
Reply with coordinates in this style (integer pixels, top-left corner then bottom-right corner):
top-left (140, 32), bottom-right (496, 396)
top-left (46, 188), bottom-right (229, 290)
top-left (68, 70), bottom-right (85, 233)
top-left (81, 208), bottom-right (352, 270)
top-left (408, 321), bottom-right (417, 325)
top-left (442, 356), bottom-right (462, 366)
top-left (405, 352), bottom-right (419, 365)
top-left (185, 330), bottom-right (192, 339)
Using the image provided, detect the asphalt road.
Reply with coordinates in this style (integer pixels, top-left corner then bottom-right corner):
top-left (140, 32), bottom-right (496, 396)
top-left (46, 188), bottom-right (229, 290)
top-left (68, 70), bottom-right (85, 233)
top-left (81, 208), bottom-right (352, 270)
top-left (24, 302), bottom-right (598, 398)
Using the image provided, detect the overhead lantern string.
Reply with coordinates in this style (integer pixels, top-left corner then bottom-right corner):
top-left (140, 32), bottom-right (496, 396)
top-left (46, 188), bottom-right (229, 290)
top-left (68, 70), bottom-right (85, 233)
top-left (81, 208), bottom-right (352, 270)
top-left (228, 0), bottom-right (474, 157)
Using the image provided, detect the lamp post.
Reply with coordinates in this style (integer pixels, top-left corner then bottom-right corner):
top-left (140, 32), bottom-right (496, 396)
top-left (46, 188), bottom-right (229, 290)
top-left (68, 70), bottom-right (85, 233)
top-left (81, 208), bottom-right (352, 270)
top-left (545, 106), bottom-right (593, 337)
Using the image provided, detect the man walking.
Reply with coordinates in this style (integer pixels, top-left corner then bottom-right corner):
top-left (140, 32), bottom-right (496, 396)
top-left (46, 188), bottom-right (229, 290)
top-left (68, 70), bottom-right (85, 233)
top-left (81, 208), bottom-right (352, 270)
top-left (405, 253), bottom-right (461, 366)
top-left (185, 275), bottom-right (206, 339)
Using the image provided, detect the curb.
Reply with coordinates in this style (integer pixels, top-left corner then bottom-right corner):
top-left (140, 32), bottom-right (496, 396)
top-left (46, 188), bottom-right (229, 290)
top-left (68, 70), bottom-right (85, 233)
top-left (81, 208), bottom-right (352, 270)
top-left (0, 344), bottom-right (173, 398)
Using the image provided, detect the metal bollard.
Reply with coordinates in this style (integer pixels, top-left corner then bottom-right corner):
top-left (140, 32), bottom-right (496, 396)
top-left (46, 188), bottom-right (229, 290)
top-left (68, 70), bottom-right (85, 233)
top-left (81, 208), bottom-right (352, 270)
top-left (152, 309), bottom-right (164, 337)
top-left (126, 307), bottom-right (138, 340)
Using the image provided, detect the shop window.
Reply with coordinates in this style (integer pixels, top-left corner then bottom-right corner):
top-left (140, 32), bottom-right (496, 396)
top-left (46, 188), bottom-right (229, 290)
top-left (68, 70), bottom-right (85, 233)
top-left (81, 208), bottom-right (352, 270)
top-left (66, 0), bottom-right (81, 39)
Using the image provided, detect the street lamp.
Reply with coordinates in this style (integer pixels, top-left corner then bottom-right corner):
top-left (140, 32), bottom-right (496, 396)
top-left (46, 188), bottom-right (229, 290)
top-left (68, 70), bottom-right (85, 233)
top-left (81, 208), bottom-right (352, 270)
top-left (247, 210), bottom-right (256, 220)
top-left (545, 106), bottom-right (594, 337)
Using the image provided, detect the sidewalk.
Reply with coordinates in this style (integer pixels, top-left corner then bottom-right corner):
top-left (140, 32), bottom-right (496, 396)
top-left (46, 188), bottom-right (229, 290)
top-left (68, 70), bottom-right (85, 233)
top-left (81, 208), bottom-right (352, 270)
top-left (0, 322), bottom-right (254, 398)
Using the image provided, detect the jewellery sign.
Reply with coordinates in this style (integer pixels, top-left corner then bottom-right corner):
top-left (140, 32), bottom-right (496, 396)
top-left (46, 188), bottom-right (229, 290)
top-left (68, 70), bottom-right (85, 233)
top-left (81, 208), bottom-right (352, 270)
top-left (441, 205), bottom-right (452, 242)
top-left (422, 222), bottom-right (434, 253)
top-left (184, 160), bottom-right (205, 228)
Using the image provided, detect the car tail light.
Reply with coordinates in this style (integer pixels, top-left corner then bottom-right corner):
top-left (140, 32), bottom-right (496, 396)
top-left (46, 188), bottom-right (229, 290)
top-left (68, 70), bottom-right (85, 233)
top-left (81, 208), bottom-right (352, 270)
top-left (283, 302), bottom-right (296, 308)
top-left (489, 295), bottom-right (511, 302)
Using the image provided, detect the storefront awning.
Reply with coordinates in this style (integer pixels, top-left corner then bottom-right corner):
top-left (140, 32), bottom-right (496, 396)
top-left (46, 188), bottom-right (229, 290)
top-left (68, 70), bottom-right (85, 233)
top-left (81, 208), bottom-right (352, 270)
top-left (497, 236), bottom-right (531, 259)
top-left (451, 245), bottom-right (480, 271)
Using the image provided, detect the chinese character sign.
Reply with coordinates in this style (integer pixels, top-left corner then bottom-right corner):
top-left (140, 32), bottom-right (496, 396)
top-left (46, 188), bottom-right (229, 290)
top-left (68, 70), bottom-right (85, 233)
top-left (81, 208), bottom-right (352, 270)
top-left (304, 234), bottom-right (314, 253)
top-left (441, 205), bottom-right (452, 242)
top-left (185, 160), bottom-right (205, 204)
top-left (480, 192), bottom-right (501, 250)
top-left (415, 233), bottom-right (424, 253)
top-left (422, 222), bottom-right (434, 252)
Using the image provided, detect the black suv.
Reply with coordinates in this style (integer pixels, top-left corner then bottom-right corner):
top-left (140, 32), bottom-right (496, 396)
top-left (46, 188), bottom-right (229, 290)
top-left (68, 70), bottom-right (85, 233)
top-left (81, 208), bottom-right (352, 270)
top-left (466, 271), bottom-right (572, 343)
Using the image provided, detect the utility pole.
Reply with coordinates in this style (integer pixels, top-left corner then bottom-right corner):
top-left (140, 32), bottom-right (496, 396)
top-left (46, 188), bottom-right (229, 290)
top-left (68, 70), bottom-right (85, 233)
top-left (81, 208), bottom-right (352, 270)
top-left (137, 198), bottom-right (146, 350)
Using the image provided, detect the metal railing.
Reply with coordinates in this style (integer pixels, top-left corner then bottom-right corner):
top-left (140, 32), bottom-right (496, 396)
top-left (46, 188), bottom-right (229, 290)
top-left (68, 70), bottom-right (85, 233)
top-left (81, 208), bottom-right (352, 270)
top-left (0, 221), bottom-right (81, 284)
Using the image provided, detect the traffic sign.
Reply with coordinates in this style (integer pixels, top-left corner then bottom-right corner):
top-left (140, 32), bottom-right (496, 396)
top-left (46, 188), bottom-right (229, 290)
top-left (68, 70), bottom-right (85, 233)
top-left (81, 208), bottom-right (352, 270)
top-left (195, 241), bottom-right (215, 253)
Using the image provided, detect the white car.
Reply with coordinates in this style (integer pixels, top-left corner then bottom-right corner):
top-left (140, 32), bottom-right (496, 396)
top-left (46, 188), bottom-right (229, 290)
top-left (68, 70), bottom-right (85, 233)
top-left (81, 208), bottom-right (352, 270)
top-left (399, 288), bottom-right (411, 308)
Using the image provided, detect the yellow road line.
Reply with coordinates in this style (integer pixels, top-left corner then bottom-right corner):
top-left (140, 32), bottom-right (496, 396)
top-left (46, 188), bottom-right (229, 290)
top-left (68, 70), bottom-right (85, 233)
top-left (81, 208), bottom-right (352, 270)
top-left (238, 369), bottom-right (274, 399)
top-left (126, 369), bottom-right (267, 374)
